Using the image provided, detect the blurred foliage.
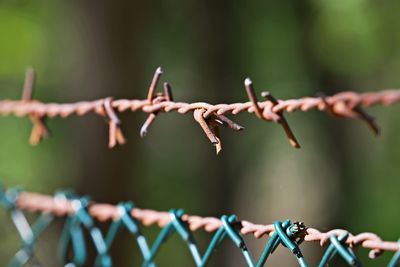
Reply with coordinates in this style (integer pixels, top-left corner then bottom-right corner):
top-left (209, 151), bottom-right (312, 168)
top-left (0, 0), bottom-right (399, 266)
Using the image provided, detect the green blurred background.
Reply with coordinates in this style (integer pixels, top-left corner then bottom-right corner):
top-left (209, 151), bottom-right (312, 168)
top-left (0, 0), bottom-right (399, 266)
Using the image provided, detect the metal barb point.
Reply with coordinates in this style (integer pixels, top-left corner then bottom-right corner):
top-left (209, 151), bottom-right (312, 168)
top-left (20, 68), bottom-right (51, 146)
top-left (22, 68), bottom-right (35, 101)
top-left (147, 67), bottom-right (164, 102)
top-left (141, 68), bottom-right (168, 137)
top-left (319, 92), bottom-right (381, 136)
top-left (244, 78), bottom-right (263, 119)
top-left (261, 91), bottom-right (271, 99)
top-left (156, 66), bottom-right (163, 75)
top-left (261, 91), bottom-right (301, 149)
top-left (353, 106), bottom-right (381, 136)
top-left (215, 114), bottom-right (244, 131)
top-left (193, 108), bottom-right (245, 154)
top-left (103, 98), bottom-right (126, 148)
top-left (244, 77), bottom-right (252, 87)
top-left (193, 109), bottom-right (222, 154)
top-left (29, 117), bottom-right (50, 145)
top-left (163, 82), bottom-right (173, 101)
top-left (209, 119), bottom-right (223, 155)
top-left (140, 113), bottom-right (157, 138)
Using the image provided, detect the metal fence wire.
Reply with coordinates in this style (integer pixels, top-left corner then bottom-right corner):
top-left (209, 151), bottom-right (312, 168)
top-left (0, 68), bottom-right (400, 152)
top-left (0, 68), bottom-right (400, 266)
top-left (0, 188), bottom-right (399, 267)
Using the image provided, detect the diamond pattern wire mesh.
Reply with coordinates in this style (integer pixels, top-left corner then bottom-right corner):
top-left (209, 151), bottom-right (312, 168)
top-left (0, 188), bottom-right (399, 267)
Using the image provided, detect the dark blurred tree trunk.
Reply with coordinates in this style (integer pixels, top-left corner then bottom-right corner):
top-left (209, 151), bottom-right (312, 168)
top-left (192, 1), bottom-right (239, 213)
top-left (295, 1), bottom-right (356, 265)
top-left (297, 0), bottom-right (356, 227)
top-left (70, 1), bottom-right (150, 265)
top-left (191, 1), bottom-right (242, 265)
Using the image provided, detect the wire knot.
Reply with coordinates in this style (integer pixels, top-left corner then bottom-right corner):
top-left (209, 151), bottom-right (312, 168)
top-left (287, 221), bottom-right (307, 245)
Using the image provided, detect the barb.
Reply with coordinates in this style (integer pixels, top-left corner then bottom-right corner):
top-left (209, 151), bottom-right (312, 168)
top-left (13, 190), bottom-right (400, 258)
top-left (1, 68), bottom-right (400, 153)
top-left (103, 97), bottom-right (126, 148)
top-left (20, 68), bottom-right (50, 145)
top-left (140, 67), bottom-right (164, 138)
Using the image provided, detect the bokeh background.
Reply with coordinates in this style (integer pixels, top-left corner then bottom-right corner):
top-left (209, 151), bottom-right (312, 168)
top-left (0, 1), bottom-right (399, 266)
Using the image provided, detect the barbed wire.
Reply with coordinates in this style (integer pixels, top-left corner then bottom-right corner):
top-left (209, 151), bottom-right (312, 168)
top-left (1, 68), bottom-right (400, 153)
top-left (0, 188), bottom-right (397, 267)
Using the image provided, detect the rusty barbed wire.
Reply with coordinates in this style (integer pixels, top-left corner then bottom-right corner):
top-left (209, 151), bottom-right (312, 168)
top-left (1, 68), bottom-right (400, 153)
top-left (14, 190), bottom-right (400, 259)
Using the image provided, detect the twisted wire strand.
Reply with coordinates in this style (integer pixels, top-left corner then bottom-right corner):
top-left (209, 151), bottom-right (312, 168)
top-left (1, 68), bottom-right (400, 152)
top-left (15, 191), bottom-right (400, 259)
top-left (1, 89), bottom-right (399, 123)
top-left (1, 88), bottom-right (399, 118)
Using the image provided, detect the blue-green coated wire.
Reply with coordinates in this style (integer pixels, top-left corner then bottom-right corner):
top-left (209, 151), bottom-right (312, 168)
top-left (318, 233), bottom-right (361, 267)
top-left (220, 215), bottom-right (255, 267)
top-left (0, 186), bottom-right (21, 209)
top-left (169, 209), bottom-right (203, 265)
top-left (8, 212), bottom-right (53, 267)
top-left (318, 233), bottom-right (347, 267)
top-left (329, 234), bottom-right (361, 266)
top-left (143, 210), bottom-right (233, 267)
top-left (8, 187), bottom-right (400, 266)
top-left (0, 188), bottom-right (340, 267)
top-left (217, 218), bottom-right (308, 267)
top-left (59, 212), bottom-right (87, 266)
top-left (274, 221), bottom-right (302, 255)
top-left (0, 187), bottom-right (54, 267)
top-left (257, 220), bottom-right (307, 267)
top-left (141, 212), bottom-right (245, 267)
top-left (198, 224), bottom-right (228, 266)
top-left (256, 230), bottom-right (280, 267)
top-left (273, 221), bottom-right (307, 267)
top-left (100, 202), bottom-right (155, 267)
top-left (57, 194), bottom-right (112, 267)
top-left (142, 220), bottom-right (175, 267)
top-left (388, 240), bottom-right (400, 267)
top-left (72, 198), bottom-right (112, 267)
top-left (119, 203), bottom-right (155, 266)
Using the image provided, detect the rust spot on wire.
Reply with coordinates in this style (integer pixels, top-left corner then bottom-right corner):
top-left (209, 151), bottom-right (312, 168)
top-left (1, 68), bottom-right (400, 153)
top-left (14, 190), bottom-right (400, 257)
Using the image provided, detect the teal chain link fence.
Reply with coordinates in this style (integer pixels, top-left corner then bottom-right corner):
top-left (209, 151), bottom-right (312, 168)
top-left (1, 186), bottom-right (399, 267)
